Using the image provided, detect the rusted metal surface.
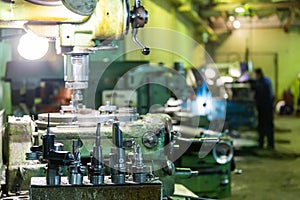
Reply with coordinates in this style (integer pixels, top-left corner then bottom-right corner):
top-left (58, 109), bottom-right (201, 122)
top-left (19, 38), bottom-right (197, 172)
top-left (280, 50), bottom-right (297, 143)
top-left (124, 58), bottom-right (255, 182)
top-left (0, 0), bottom-right (127, 41)
top-left (30, 177), bottom-right (162, 200)
top-left (0, 0), bottom-right (86, 23)
top-left (4, 116), bottom-right (46, 194)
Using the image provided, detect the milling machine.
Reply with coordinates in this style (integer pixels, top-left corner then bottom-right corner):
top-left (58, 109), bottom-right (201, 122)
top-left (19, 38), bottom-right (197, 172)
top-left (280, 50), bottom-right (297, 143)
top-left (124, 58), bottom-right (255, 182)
top-left (0, 0), bottom-right (150, 113)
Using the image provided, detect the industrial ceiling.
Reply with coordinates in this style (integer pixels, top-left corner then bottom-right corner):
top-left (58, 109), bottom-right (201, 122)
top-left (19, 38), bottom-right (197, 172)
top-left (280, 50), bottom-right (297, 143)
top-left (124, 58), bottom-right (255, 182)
top-left (167, 0), bottom-right (300, 41)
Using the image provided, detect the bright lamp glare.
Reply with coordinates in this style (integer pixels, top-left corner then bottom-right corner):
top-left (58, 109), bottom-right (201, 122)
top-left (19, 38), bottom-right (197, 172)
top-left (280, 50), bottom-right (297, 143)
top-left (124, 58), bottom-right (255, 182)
top-left (233, 20), bottom-right (241, 29)
top-left (228, 16), bottom-right (235, 21)
top-left (205, 68), bottom-right (216, 79)
top-left (235, 7), bottom-right (245, 13)
top-left (220, 76), bottom-right (234, 83)
top-left (17, 32), bottom-right (49, 60)
top-left (229, 67), bottom-right (241, 77)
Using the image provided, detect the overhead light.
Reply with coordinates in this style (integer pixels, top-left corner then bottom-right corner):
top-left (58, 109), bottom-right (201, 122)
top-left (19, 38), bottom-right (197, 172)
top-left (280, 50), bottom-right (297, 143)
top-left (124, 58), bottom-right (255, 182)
top-left (206, 79), bottom-right (215, 86)
top-left (227, 16), bottom-right (241, 29)
top-left (220, 76), bottom-right (234, 83)
top-left (233, 19), bottom-right (241, 29)
top-left (235, 7), bottom-right (245, 13)
top-left (17, 32), bottom-right (49, 60)
top-left (229, 66), bottom-right (241, 77)
top-left (204, 68), bottom-right (216, 79)
top-left (228, 15), bottom-right (235, 22)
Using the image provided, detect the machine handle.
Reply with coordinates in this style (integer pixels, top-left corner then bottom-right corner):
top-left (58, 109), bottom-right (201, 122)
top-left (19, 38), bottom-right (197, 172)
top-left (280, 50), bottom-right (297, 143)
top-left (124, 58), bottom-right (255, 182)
top-left (130, 0), bottom-right (150, 55)
top-left (132, 28), bottom-right (150, 55)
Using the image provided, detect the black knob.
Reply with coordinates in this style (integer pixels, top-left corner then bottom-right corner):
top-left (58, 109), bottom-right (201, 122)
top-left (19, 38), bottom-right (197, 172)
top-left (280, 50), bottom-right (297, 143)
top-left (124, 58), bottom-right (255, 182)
top-left (142, 47), bottom-right (150, 55)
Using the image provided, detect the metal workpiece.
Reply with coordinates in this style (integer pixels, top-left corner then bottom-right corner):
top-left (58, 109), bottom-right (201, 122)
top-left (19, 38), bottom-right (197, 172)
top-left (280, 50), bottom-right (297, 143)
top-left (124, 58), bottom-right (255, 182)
top-left (134, 145), bottom-right (144, 167)
top-left (89, 172), bottom-right (104, 185)
top-left (95, 123), bottom-right (102, 150)
top-left (68, 139), bottom-right (84, 185)
top-left (111, 170), bottom-right (126, 184)
top-left (91, 123), bottom-right (104, 167)
top-left (46, 165), bottom-right (62, 186)
top-left (99, 101), bottom-right (117, 114)
top-left (70, 90), bottom-right (84, 113)
top-left (110, 146), bottom-right (126, 184)
top-left (38, 114), bottom-right (77, 186)
top-left (133, 172), bottom-right (147, 183)
top-left (132, 145), bottom-right (147, 183)
top-left (26, 132), bottom-right (43, 160)
top-left (40, 114), bottom-right (75, 164)
top-left (72, 139), bottom-right (83, 162)
top-left (98, 101), bottom-right (138, 121)
top-left (32, 131), bottom-right (39, 146)
top-left (88, 123), bottom-right (104, 185)
top-left (54, 143), bottom-right (64, 151)
top-left (118, 107), bottom-right (139, 122)
top-left (25, 151), bottom-right (41, 161)
top-left (110, 122), bottom-right (126, 184)
top-left (46, 151), bottom-right (74, 166)
top-left (45, 149), bottom-right (75, 185)
top-left (175, 168), bottom-right (198, 179)
top-left (41, 113), bottom-right (55, 160)
top-left (68, 163), bottom-right (85, 185)
top-left (112, 122), bottom-right (123, 148)
top-left (41, 133), bottom-right (55, 160)
top-left (41, 129), bottom-right (74, 166)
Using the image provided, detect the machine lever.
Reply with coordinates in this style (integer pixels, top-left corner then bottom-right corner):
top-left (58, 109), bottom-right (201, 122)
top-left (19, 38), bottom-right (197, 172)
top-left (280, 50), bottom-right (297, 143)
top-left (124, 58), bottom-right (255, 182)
top-left (132, 28), bottom-right (150, 55)
top-left (130, 0), bottom-right (150, 55)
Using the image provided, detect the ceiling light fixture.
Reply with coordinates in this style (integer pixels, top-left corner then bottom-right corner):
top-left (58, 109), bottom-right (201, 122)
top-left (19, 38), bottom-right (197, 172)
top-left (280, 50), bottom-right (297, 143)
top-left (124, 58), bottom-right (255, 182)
top-left (233, 19), bottom-right (241, 29)
top-left (235, 7), bottom-right (245, 13)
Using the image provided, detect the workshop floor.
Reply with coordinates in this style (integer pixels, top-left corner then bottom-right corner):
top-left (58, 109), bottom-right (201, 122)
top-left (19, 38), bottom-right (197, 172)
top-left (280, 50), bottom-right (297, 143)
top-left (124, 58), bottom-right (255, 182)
top-left (226, 115), bottom-right (300, 200)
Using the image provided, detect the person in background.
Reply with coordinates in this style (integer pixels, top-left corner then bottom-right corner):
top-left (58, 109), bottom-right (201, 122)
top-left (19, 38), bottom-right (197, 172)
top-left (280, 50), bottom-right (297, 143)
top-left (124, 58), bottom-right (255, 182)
top-left (253, 68), bottom-right (275, 149)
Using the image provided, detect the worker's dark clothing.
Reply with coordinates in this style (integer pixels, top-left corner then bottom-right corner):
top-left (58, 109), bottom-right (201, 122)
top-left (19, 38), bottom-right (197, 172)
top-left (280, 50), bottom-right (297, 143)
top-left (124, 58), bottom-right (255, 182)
top-left (254, 77), bottom-right (274, 149)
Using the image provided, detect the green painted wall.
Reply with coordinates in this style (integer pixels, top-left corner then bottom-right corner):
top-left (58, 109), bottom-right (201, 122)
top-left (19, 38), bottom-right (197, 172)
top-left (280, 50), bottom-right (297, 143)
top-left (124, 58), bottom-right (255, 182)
top-left (124, 1), bottom-right (206, 68)
top-left (212, 28), bottom-right (300, 104)
top-left (0, 42), bottom-right (12, 116)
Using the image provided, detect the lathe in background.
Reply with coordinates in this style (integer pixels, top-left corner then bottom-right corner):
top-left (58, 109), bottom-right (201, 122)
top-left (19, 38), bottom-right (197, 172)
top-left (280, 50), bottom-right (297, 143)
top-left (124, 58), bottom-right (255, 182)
top-left (95, 62), bottom-right (188, 115)
top-left (89, 61), bottom-right (235, 198)
top-left (202, 62), bottom-right (257, 131)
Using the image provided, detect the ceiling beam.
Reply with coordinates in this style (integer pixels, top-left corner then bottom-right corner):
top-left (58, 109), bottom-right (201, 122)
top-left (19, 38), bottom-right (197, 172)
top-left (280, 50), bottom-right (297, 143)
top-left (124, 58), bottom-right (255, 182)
top-left (166, 0), bottom-right (218, 41)
top-left (207, 1), bottom-right (300, 12)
